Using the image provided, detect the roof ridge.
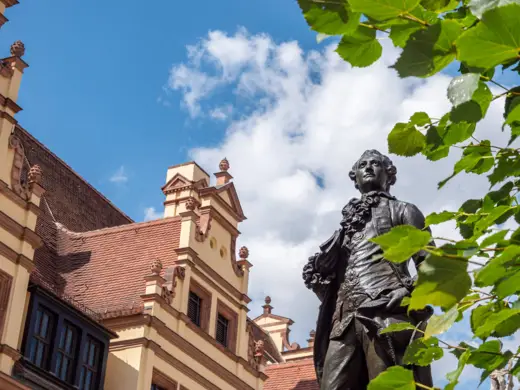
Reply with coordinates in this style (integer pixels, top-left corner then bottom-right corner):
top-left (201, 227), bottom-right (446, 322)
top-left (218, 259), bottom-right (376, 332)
top-left (265, 358), bottom-right (314, 369)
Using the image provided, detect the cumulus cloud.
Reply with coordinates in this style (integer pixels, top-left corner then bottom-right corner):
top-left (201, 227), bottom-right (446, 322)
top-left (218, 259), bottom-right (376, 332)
top-left (166, 29), bottom-right (514, 388)
top-left (143, 207), bottom-right (163, 221)
top-left (109, 166), bottom-right (128, 184)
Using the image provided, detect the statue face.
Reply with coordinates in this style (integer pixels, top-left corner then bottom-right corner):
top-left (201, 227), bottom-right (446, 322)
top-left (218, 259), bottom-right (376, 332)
top-left (354, 154), bottom-right (388, 193)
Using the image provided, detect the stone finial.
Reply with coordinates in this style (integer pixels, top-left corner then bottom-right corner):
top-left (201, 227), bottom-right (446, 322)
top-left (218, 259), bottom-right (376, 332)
top-left (28, 165), bottom-right (43, 185)
top-left (219, 157), bottom-right (229, 172)
top-left (309, 329), bottom-right (316, 338)
top-left (151, 259), bottom-right (163, 275)
top-left (185, 197), bottom-right (197, 211)
top-left (239, 246), bottom-right (249, 259)
top-left (10, 41), bottom-right (25, 57)
top-left (263, 296), bottom-right (272, 315)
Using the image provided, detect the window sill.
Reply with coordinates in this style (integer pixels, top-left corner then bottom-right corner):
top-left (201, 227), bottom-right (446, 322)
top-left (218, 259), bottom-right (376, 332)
top-left (13, 359), bottom-right (79, 390)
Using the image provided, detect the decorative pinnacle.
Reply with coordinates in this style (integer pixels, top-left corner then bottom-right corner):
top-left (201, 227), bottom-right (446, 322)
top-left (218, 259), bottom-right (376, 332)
top-left (309, 329), bottom-right (316, 338)
top-left (219, 157), bottom-right (230, 172)
top-left (10, 41), bottom-right (25, 57)
top-left (151, 259), bottom-right (163, 275)
top-left (264, 296), bottom-right (271, 305)
top-left (239, 246), bottom-right (249, 259)
top-left (28, 165), bottom-right (43, 184)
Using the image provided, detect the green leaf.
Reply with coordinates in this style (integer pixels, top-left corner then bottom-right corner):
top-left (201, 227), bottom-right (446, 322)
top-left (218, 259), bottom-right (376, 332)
top-left (442, 122), bottom-right (476, 145)
top-left (447, 73), bottom-right (480, 107)
top-left (297, 0), bottom-right (361, 35)
top-left (388, 123), bottom-right (426, 156)
top-left (425, 211), bottom-right (457, 227)
top-left (445, 350), bottom-right (471, 390)
top-left (468, 0), bottom-right (520, 19)
top-left (410, 254), bottom-right (471, 310)
top-left (421, 0), bottom-right (458, 11)
top-left (445, 5), bottom-right (478, 28)
top-left (474, 205), bottom-right (512, 235)
top-left (506, 101), bottom-right (520, 125)
top-left (439, 142), bottom-right (494, 188)
top-left (409, 111), bottom-right (431, 126)
top-left (389, 22), bottom-right (424, 48)
top-left (367, 366), bottom-right (415, 390)
top-left (474, 308), bottom-right (520, 338)
top-left (450, 81), bottom-right (492, 123)
top-left (336, 26), bottom-right (382, 67)
top-left (379, 322), bottom-right (417, 334)
top-left (349, 0), bottom-right (420, 21)
top-left (476, 245), bottom-right (520, 287)
top-left (424, 305), bottom-right (459, 338)
top-left (403, 337), bottom-right (443, 366)
top-left (392, 20), bottom-right (462, 78)
top-left (370, 225), bottom-right (432, 263)
top-left (456, 3), bottom-right (520, 70)
top-left (495, 269), bottom-right (520, 298)
top-left (467, 340), bottom-right (511, 372)
top-left (471, 303), bottom-right (493, 335)
top-left (480, 230), bottom-right (509, 247)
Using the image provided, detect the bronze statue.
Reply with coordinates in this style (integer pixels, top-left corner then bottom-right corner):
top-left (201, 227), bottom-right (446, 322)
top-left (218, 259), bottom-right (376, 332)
top-left (303, 150), bottom-right (434, 389)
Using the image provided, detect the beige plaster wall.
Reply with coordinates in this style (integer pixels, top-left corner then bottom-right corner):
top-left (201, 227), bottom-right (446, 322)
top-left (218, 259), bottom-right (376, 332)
top-left (105, 347), bottom-right (143, 390)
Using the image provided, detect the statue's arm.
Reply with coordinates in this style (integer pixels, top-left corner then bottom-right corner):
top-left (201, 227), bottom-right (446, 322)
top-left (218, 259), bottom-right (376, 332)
top-left (403, 203), bottom-right (435, 273)
top-left (302, 229), bottom-right (343, 301)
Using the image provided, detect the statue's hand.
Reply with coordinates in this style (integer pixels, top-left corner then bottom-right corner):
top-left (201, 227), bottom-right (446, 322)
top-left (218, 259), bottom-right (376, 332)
top-left (386, 287), bottom-right (409, 311)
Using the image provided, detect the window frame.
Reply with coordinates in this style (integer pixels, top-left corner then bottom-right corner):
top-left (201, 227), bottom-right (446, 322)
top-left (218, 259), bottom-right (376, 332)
top-left (187, 278), bottom-right (211, 332)
top-left (54, 320), bottom-right (80, 382)
top-left (215, 299), bottom-right (238, 353)
top-left (215, 313), bottom-right (229, 347)
top-left (151, 368), bottom-right (178, 390)
top-left (20, 285), bottom-right (111, 390)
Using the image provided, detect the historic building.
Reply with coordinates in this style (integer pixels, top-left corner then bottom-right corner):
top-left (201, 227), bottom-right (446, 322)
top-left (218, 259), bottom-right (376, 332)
top-left (0, 5), bottom-right (318, 389)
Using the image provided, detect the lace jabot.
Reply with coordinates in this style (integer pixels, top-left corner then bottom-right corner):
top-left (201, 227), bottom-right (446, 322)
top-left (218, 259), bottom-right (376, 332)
top-left (340, 191), bottom-right (395, 238)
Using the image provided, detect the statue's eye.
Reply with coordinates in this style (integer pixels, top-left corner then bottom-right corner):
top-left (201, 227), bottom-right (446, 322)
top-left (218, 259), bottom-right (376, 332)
top-left (360, 162), bottom-right (366, 167)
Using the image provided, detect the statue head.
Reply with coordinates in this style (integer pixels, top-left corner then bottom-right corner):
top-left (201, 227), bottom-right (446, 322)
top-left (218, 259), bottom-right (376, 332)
top-left (349, 149), bottom-right (397, 193)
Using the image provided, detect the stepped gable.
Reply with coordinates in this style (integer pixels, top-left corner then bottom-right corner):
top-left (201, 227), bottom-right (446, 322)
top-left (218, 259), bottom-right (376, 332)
top-left (263, 358), bottom-right (318, 390)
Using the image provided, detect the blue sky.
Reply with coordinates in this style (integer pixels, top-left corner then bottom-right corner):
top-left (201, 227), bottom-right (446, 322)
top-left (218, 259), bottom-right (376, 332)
top-left (3, 2), bottom-right (519, 388)
top-left (0, 0), bottom-right (318, 220)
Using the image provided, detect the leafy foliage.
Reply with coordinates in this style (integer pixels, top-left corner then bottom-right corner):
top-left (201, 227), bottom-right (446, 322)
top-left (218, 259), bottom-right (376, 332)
top-left (296, 0), bottom-right (520, 387)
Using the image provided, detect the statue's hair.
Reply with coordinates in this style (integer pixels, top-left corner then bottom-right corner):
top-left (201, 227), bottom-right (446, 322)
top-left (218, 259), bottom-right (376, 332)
top-left (348, 149), bottom-right (397, 191)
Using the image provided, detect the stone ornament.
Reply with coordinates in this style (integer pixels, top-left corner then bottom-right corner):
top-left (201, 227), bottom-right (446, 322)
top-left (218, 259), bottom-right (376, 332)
top-left (219, 157), bottom-right (229, 172)
top-left (239, 246), bottom-right (249, 259)
top-left (10, 40), bottom-right (25, 57)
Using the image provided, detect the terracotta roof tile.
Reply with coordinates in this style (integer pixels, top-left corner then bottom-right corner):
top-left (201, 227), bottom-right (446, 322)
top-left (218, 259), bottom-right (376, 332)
top-left (48, 217), bottom-right (181, 315)
top-left (264, 358), bottom-right (318, 390)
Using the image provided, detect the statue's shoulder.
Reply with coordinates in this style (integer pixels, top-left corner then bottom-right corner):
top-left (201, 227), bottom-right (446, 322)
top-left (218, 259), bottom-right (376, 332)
top-left (387, 198), bottom-right (422, 214)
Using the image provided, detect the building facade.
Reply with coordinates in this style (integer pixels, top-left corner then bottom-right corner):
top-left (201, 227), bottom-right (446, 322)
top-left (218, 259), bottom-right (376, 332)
top-left (0, 4), bottom-right (318, 389)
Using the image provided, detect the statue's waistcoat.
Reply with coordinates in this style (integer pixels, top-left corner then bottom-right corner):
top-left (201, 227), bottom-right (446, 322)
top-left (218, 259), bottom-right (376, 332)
top-left (330, 197), bottom-right (408, 339)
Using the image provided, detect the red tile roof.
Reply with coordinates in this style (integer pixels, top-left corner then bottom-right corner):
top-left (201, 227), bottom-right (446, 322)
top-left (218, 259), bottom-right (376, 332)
top-left (14, 126), bottom-right (133, 293)
top-left (40, 217), bottom-right (182, 316)
top-left (264, 358), bottom-right (319, 390)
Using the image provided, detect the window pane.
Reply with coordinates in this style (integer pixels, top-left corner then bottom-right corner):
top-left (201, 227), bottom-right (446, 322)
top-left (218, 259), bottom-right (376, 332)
top-left (55, 353), bottom-right (62, 376)
top-left (216, 314), bottom-right (229, 346)
top-left (88, 343), bottom-right (96, 366)
top-left (40, 313), bottom-right (49, 337)
top-left (35, 341), bottom-right (44, 367)
top-left (188, 292), bottom-right (201, 327)
top-left (65, 328), bottom-right (73, 352)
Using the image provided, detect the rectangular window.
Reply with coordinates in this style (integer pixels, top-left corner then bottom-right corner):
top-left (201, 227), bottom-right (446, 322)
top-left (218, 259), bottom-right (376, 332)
top-left (78, 337), bottom-right (102, 390)
top-left (54, 322), bottom-right (79, 382)
top-left (216, 314), bottom-right (229, 347)
top-left (187, 291), bottom-right (201, 327)
top-left (28, 307), bottom-right (56, 369)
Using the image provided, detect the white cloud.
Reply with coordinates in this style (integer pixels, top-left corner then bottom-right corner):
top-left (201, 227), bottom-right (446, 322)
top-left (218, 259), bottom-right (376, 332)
top-left (167, 28), bottom-right (515, 388)
top-left (143, 207), bottom-right (163, 222)
top-left (109, 166), bottom-right (128, 184)
top-left (209, 105), bottom-right (233, 121)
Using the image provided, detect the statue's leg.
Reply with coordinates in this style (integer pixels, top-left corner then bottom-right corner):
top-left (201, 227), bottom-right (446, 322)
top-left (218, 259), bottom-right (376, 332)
top-left (321, 323), bottom-right (368, 390)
